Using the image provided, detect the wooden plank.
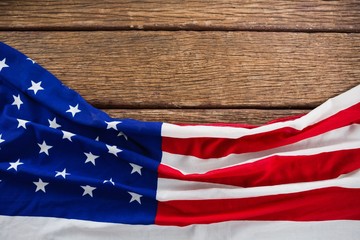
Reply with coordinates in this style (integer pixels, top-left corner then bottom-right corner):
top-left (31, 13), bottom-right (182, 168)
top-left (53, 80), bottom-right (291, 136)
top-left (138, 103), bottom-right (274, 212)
top-left (104, 109), bottom-right (308, 125)
top-left (0, 0), bottom-right (359, 31)
top-left (1, 31), bottom-right (360, 108)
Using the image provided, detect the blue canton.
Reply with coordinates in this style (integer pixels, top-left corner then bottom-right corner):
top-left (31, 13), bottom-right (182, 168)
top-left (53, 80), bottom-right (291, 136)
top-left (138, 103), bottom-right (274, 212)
top-left (0, 42), bottom-right (162, 224)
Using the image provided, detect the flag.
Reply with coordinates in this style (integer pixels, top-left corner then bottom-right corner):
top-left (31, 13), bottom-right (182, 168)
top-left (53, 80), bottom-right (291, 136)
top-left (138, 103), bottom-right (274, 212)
top-left (0, 41), bottom-right (359, 239)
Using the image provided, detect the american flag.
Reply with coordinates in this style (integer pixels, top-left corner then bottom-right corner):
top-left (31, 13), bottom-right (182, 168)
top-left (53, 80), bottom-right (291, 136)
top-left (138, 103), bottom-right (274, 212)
top-left (0, 41), bottom-right (359, 239)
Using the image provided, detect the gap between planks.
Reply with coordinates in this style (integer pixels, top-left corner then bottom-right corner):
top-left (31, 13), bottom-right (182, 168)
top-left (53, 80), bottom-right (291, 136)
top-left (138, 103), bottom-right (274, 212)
top-left (104, 109), bottom-right (309, 125)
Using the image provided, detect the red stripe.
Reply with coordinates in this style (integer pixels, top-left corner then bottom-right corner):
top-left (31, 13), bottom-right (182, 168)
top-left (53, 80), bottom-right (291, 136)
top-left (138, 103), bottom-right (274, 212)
top-left (175, 122), bottom-right (258, 128)
top-left (162, 103), bottom-right (360, 159)
top-left (265, 113), bottom-right (306, 125)
top-left (155, 187), bottom-right (360, 226)
top-left (159, 148), bottom-right (360, 187)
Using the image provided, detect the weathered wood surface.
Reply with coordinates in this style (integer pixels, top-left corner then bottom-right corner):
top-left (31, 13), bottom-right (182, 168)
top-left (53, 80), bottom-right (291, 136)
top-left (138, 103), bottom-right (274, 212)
top-left (2, 31), bottom-right (359, 109)
top-left (0, 0), bottom-right (359, 31)
top-left (105, 109), bottom-right (308, 125)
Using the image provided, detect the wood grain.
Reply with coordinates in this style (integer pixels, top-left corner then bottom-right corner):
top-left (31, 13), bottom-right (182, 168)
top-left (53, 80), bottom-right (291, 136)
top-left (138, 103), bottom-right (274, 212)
top-left (2, 31), bottom-right (360, 108)
top-left (104, 109), bottom-right (308, 125)
top-left (0, 0), bottom-right (359, 31)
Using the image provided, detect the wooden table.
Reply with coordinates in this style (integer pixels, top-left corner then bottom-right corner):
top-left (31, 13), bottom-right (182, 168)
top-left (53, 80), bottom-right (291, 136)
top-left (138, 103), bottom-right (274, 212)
top-left (1, 1), bottom-right (359, 125)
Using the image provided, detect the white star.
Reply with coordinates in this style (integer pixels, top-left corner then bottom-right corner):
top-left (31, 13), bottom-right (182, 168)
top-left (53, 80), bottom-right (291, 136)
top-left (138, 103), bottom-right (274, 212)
top-left (28, 81), bottom-right (44, 95)
top-left (12, 95), bottom-right (23, 110)
top-left (0, 58), bottom-right (9, 72)
top-left (33, 178), bottom-right (49, 193)
top-left (95, 136), bottom-right (100, 141)
top-left (7, 159), bottom-right (24, 171)
top-left (38, 140), bottom-right (53, 155)
top-left (48, 117), bottom-right (61, 129)
top-left (129, 163), bottom-right (142, 175)
top-left (81, 185), bottom-right (96, 197)
top-left (17, 118), bottom-right (29, 129)
top-left (84, 152), bottom-right (99, 166)
top-left (26, 58), bottom-right (36, 64)
top-left (106, 144), bottom-right (122, 157)
top-left (128, 192), bottom-right (142, 204)
top-left (62, 130), bottom-right (75, 142)
top-left (66, 104), bottom-right (81, 117)
top-left (103, 178), bottom-right (115, 185)
top-left (117, 131), bottom-right (128, 140)
top-left (0, 134), bottom-right (4, 144)
top-left (105, 121), bottom-right (122, 130)
top-left (55, 168), bottom-right (70, 179)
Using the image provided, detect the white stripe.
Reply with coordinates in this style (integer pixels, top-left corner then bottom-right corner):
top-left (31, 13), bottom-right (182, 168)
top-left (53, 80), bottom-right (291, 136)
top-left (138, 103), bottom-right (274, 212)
top-left (1, 215), bottom-right (359, 240)
top-left (161, 123), bottom-right (360, 174)
top-left (162, 85), bottom-right (360, 139)
top-left (156, 168), bottom-right (360, 201)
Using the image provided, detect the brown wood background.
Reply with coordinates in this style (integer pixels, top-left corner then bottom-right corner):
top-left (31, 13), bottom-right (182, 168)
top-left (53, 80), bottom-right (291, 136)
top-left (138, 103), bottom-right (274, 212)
top-left (1, 1), bottom-right (359, 124)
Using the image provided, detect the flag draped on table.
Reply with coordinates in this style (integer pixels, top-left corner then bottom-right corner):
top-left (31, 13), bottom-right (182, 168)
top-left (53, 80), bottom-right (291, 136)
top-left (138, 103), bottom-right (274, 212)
top-left (0, 41), bottom-right (359, 239)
